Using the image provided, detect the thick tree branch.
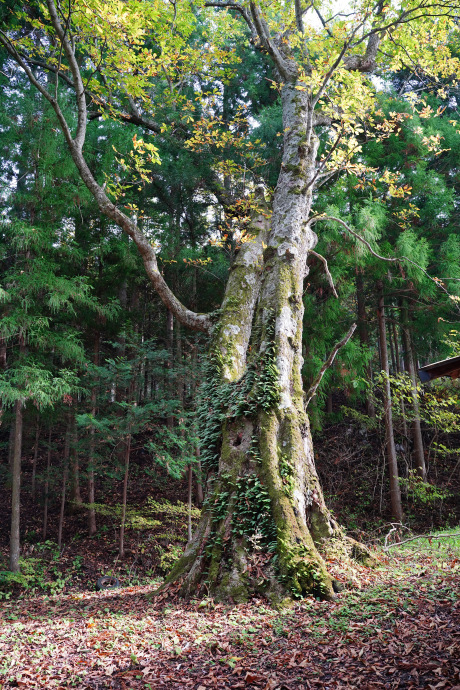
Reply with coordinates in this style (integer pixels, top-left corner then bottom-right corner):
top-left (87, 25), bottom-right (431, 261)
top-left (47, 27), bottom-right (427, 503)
top-left (204, 1), bottom-right (257, 41)
top-left (0, 19), bottom-right (210, 333)
top-left (295, 0), bottom-right (305, 34)
top-left (248, 2), bottom-right (296, 82)
top-left (305, 323), bottom-right (357, 408)
top-left (313, 110), bottom-right (332, 126)
top-left (46, 0), bottom-right (86, 151)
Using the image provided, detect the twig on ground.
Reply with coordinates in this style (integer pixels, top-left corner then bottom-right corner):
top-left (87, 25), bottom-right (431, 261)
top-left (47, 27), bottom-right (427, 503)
top-left (384, 532), bottom-right (460, 551)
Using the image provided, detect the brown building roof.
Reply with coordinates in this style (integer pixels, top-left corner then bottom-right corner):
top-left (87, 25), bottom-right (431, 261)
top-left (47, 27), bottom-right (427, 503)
top-left (418, 355), bottom-right (460, 383)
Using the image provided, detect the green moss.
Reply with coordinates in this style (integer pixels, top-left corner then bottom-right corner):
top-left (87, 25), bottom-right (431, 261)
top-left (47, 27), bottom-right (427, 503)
top-left (279, 453), bottom-right (295, 497)
top-left (196, 315), bottom-right (281, 474)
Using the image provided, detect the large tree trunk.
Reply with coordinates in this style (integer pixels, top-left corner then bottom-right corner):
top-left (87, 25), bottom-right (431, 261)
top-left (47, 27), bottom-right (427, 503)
top-left (164, 87), bottom-right (372, 602)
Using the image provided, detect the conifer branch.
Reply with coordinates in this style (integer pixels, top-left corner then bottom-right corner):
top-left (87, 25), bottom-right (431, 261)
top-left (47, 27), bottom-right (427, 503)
top-left (305, 323), bottom-right (357, 409)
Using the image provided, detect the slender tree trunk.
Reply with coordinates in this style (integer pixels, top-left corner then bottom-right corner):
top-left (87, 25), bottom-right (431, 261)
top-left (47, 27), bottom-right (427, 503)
top-left (165, 86), bottom-right (372, 602)
top-left (355, 270), bottom-right (375, 417)
top-left (88, 334), bottom-right (100, 536)
top-left (31, 420), bottom-right (40, 502)
top-left (191, 335), bottom-right (204, 504)
top-left (187, 464), bottom-right (193, 542)
top-left (43, 428), bottom-right (52, 540)
top-left (58, 420), bottom-right (71, 549)
top-left (8, 416), bottom-right (15, 473)
top-left (195, 447), bottom-right (204, 505)
top-left (392, 319), bottom-right (408, 444)
top-left (392, 321), bottom-right (401, 373)
top-left (119, 429), bottom-right (131, 558)
top-left (377, 284), bottom-right (403, 521)
top-left (176, 319), bottom-right (192, 534)
top-left (166, 309), bottom-right (174, 431)
top-left (9, 399), bottom-right (23, 572)
top-left (0, 338), bottom-right (6, 371)
top-left (401, 302), bottom-right (426, 479)
top-left (69, 414), bottom-right (82, 508)
top-left (388, 313), bottom-right (397, 374)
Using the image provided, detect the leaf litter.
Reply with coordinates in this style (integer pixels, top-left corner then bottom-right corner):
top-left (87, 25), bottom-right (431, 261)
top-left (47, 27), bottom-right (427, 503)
top-left (0, 546), bottom-right (458, 689)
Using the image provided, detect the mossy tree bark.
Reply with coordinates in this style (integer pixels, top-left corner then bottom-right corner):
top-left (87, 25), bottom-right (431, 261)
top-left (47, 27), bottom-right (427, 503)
top-left (165, 85), bottom-right (372, 602)
top-left (1, 0), bottom-right (388, 600)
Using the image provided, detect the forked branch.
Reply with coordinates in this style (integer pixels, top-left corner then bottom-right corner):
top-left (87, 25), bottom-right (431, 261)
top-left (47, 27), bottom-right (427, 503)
top-left (305, 323), bottom-right (357, 408)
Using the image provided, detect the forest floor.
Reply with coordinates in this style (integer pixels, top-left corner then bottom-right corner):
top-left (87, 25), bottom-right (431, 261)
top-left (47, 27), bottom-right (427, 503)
top-left (0, 534), bottom-right (459, 689)
top-left (1, 423), bottom-right (459, 688)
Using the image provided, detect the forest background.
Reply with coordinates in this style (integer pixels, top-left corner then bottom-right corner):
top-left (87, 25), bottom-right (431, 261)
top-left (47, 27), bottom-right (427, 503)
top-left (0, 1), bottom-right (459, 687)
top-left (0, 0), bottom-right (459, 599)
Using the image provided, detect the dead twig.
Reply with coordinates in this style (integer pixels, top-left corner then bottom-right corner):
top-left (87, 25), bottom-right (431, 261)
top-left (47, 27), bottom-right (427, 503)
top-left (384, 531), bottom-right (460, 551)
top-left (305, 323), bottom-right (356, 408)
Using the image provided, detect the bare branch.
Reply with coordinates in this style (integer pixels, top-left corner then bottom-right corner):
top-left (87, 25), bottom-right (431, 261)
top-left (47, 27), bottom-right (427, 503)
top-left (305, 323), bottom-right (357, 408)
top-left (19, 55), bottom-right (76, 88)
top-left (0, 30), bottom-right (74, 143)
top-left (309, 215), bottom-right (459, 305)
top-left (308, 250), bottom-right (338, 298)
top-left (312, 5), bottom-right (333, 37)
